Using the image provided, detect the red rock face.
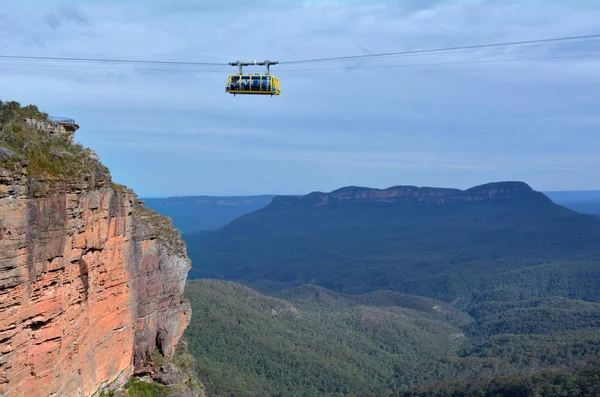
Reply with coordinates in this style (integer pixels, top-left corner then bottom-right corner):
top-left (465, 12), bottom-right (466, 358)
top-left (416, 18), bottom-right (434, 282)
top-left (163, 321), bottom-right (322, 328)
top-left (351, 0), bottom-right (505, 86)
top-left (0, 182), bottom-right (191, 397)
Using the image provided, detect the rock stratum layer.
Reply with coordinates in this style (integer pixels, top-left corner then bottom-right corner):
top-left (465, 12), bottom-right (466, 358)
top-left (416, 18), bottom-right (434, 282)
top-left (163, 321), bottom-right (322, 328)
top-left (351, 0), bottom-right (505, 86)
top-left (0, 117), bottom-right (191, 397)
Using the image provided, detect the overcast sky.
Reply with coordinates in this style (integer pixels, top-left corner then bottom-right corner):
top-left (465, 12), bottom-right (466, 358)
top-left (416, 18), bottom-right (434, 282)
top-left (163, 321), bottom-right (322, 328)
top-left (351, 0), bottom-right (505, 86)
top-left (1, 0), bottom-right (599, 197)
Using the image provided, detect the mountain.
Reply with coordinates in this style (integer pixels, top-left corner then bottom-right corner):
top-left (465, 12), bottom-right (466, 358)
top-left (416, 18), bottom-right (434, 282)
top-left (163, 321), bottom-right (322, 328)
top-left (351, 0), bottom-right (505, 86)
top-left (0, 100), bottom-right (201, 396)
top-left (545, 190), bottom-right (600, 216)
top-left (179, 182), bottom-right (600, 393)
top-left (186, 181), bottom-right (600, 304)
top-left (142, 195), bottom-right (274, 234)
top-left (561, 201), bottom-right (600, 216)
top-left (544, 190), bottom-right (600, 204)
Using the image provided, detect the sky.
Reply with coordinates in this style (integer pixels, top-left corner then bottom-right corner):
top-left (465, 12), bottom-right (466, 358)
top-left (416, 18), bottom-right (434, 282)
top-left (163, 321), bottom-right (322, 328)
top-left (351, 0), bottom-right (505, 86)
top-left (1, 0), bottom-right (600, 197)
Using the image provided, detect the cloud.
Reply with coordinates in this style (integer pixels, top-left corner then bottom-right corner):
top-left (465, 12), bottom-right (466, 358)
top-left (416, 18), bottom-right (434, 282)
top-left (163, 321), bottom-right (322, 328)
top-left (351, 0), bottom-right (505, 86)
top-left (58, 4), bottom-right (90, 25)
top-left (1, 0), bottom-right (600, 195)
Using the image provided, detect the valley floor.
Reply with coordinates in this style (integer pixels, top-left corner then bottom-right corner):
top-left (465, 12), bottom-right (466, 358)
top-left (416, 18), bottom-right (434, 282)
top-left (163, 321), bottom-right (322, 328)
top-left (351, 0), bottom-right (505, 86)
top-left (182, 279), bottom-right (600, 397)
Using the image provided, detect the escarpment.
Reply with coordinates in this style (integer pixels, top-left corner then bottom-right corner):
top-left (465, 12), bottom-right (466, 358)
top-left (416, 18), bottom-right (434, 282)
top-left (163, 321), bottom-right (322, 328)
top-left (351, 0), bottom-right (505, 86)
top-left (271, 181), bottom-right (552, 207)
top-left (0, 102), bottom-right (192, 397)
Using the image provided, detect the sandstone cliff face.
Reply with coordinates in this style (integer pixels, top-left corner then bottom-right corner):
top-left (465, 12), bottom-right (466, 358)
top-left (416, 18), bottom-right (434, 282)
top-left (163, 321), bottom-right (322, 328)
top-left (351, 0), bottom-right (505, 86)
top-left (0, 122), bottom-right (191, 397)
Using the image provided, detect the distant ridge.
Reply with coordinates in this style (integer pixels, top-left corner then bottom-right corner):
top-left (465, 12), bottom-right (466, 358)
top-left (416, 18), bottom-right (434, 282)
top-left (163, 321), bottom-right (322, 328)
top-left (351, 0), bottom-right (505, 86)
top-left (142, 195), bottom-right (275, 233)
top-left (544, 190), bottom-right (600, 204)
top-left (272, 181), bottom-right (552, 206)
top-left (186, 180), bottom-right (600, 302)
top-left (142, 195), bottom-right (275, 205)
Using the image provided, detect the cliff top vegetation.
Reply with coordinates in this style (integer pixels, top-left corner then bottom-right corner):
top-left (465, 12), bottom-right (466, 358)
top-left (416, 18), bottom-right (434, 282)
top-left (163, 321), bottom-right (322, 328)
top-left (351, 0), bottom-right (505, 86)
top-left (0, 99), bottom-right (110, 194)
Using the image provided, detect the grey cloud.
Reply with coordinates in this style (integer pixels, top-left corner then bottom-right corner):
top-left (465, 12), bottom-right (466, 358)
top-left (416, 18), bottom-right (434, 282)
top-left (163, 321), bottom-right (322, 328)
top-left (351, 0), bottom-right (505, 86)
top-left (1, 0), bottom-right (599, 195)
top-left (58, 4), bottom-right (90, 25)
top-left (44, 4), bottom-right (89, 32)
top-left (45, 13), bottom-right (62, 29)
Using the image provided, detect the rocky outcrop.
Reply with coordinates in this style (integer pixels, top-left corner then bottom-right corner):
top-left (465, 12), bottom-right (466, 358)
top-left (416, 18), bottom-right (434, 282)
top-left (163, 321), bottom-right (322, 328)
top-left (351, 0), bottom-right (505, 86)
top-left (23, 118), bottom-right (79, 143)
top-left (272, 181), bottom-right (552, 207)
top-left (0, 120), bottom-right (191, 396)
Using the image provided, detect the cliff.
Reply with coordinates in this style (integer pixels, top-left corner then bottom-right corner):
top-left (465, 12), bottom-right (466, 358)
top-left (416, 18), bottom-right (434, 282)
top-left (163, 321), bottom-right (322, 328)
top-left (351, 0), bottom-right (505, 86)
top-left (0, 102), bottom-right (193, 397)
top-left (271, 181), bottom-right (553, 207)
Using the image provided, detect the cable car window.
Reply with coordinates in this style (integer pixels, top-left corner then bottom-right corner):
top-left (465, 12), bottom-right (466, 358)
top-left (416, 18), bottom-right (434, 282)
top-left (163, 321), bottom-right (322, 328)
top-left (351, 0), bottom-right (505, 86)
top-left (241, 76), bottom-right (250, 90)
top-left (262, 76), bottom-right (271, 91)
top-left (230, 76), bottom-right (240, 90)
top-left (251, 76), bottom-right (260, 90)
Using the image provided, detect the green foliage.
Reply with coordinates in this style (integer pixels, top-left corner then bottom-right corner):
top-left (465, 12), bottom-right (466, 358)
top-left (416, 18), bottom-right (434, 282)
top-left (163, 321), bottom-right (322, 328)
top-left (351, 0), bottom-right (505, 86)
top-left (123, 377), bottom-right (168, 397)
top-left (467, 297), bottom-right (600, 337)
top-left (401, 361), bottom-right (600, 396)
top-left (150, 347), bottom-right (169, 367)
top-left (95, 343), bottom-right (204, 397)
top-left (135, 205), bottom-right (187, 257)
top-left (172, 343), bottom-right (207, 397)
top-left (0, 100), bottom-right (47, 124)
top-left (19, 104), bottom-right (49, 120)
top-left (468, 330), bottom-right (600, 368)
top-left (0, 99), bottom-right (110, 192)
top-left (172, 341), bottom-right (198, 373)
top-left (183, 279), bottom-right (600, 396)
top-left (276, 284), bottom-right (474, 328)
top-left (111, 181), bottom-right (129, 191)
top-left (184, 279), bottom-right (471, 397)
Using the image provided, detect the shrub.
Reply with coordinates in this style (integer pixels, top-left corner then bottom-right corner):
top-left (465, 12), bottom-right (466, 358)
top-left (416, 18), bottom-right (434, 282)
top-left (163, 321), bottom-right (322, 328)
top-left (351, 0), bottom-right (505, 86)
top-left (0, 99), bottom-right (110, 192)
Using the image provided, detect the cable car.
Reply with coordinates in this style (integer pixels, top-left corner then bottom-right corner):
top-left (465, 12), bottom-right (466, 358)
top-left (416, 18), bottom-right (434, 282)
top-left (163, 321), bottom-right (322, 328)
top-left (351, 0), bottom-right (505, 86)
top-left (225, 60), bottom-right (281, 96)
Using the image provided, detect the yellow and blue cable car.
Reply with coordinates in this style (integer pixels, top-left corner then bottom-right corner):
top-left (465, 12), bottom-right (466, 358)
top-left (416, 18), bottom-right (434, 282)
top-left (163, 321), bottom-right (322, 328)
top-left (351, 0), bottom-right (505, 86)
top-left (225, 61), bottom-right (281, 96)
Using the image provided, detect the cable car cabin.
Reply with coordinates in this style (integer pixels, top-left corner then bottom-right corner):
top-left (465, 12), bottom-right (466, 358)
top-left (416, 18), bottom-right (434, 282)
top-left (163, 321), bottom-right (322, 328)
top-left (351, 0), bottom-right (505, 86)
top-left (225, 74), bottom-right (281, 96)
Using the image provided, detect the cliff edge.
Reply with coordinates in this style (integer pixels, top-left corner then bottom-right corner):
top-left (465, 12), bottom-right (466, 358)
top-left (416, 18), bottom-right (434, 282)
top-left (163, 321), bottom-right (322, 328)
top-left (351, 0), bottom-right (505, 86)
top-left (0, 101), bottom-right (193, 397)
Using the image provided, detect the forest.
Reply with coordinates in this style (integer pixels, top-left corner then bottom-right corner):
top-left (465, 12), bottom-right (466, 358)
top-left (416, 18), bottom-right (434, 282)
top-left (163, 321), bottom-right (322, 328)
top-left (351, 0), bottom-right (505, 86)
top-left (182, 280), bottom-right (600, 396)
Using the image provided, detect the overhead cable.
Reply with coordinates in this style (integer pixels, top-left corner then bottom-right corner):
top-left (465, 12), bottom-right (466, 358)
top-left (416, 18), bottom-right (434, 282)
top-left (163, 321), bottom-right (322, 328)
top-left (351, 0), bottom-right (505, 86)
top-left (278, 34), bottom-right (600, 64)
top-left (0, 33), bottom-right (598, 70)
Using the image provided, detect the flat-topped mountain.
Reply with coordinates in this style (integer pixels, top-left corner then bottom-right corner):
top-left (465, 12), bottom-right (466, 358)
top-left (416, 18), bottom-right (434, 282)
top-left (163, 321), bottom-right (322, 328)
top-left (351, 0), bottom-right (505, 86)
top-left (186, 181), bottom-right (600, 304)
top-left (272, 181), bottom-right (551, 206)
